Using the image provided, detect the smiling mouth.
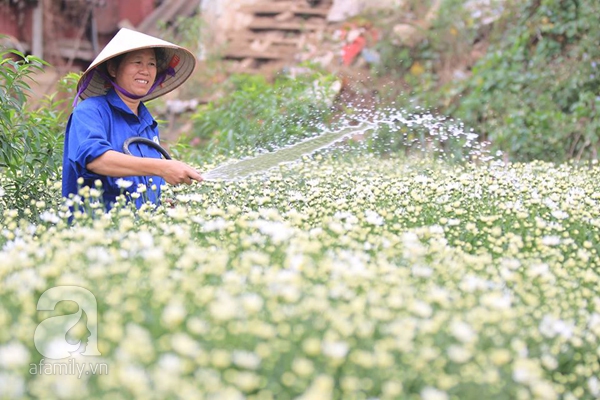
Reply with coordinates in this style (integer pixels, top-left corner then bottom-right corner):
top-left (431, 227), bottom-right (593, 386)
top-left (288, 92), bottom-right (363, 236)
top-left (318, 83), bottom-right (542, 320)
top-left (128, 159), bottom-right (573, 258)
top-left (135, 79), bottom-right (149, 85)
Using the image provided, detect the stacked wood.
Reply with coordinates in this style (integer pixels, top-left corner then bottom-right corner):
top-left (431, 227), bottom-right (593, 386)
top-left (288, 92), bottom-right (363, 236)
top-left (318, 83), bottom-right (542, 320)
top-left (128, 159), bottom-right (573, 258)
top-left (223, 0), bottom-right (333, 72)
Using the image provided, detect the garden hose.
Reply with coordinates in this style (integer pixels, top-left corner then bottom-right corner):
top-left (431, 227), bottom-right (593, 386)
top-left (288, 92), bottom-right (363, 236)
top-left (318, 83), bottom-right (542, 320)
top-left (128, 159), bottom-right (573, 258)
top-left (123, 137), bottom-right (172, 160)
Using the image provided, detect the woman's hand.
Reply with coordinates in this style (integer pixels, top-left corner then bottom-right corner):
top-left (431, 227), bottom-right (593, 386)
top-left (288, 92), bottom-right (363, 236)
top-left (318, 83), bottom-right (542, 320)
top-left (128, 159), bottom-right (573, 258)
top-left (87, 150), bottom-right (203, 185)
top-left (160, 160), bottom-right (203, 185)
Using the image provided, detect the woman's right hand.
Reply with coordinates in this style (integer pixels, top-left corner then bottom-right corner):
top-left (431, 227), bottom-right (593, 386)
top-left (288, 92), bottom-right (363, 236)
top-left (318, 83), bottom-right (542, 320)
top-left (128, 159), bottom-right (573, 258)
top-left (87, 150), bottom-right (203, 185)
top-left (160, 159), bottom-right (203, 185)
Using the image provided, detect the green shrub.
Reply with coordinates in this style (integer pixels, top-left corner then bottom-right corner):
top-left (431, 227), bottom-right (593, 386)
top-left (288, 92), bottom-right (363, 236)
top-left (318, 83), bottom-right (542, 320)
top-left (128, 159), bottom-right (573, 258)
top-left (452, 0), bottom-right (600, 162)
top-left (369, 0), bottom-right (600, 162)
top-left (189, 71), bottom-right (339, 161)
top-left (0, 49), bottom-right (68, 214)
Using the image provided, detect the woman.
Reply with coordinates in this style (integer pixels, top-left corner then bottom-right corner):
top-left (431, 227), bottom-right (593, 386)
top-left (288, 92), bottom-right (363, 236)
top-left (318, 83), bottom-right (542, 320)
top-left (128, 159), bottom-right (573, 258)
top-left (62, 28), bottom-right (202, 209)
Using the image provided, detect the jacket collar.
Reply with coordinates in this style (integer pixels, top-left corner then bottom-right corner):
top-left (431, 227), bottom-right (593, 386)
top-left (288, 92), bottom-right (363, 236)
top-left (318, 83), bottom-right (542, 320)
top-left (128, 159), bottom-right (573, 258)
top-left (106, 88), bottom-right (157, 128)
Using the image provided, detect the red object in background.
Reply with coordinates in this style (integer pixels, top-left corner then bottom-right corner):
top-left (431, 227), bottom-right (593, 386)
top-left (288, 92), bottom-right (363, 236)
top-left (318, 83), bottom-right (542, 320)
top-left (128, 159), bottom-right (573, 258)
top-left (1, 0), bottom-right (157, 56)
top-left (118, 0), bottom-right (155, 27)
top-left (342, 36), bottom-right (366, 66)
top-left (0, 4), bottom-right (33, 45)
top-left (95, 0), bottom-right (155, 34)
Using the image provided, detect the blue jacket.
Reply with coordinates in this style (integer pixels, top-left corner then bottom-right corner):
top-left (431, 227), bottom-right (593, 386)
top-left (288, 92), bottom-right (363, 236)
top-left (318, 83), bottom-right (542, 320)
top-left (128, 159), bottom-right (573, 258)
top-left (62, 89), bottom-right (165, 209)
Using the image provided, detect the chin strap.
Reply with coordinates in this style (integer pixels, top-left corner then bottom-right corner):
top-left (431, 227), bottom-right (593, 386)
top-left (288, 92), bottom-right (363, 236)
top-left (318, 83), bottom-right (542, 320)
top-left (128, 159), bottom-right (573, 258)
top-left (72, 66), bottom-right (176, 107)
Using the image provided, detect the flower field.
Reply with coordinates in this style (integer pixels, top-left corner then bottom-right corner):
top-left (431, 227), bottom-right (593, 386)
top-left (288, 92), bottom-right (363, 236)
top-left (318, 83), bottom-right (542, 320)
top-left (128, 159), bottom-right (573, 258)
top-left (1, 155), bottom-right (600, 399)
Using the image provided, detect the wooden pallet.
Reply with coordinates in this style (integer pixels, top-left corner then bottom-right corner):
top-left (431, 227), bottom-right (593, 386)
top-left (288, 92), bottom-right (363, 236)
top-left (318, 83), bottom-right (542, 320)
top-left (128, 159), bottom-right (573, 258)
top-left (223, 0), bottom-right (332, 71)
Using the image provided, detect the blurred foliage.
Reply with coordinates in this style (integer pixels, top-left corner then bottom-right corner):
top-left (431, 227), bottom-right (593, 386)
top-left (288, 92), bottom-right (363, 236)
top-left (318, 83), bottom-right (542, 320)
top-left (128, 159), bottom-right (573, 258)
top-left (0, 48), bottom-right (69, 215)
top-left (188, 71), bottom-right (339, 162)
top-left (454, 0), bottom-right (600, 162)
top-left (157, 14), bottom-right (203, 57)
top-left (372, 0), bottom-right (600, 162)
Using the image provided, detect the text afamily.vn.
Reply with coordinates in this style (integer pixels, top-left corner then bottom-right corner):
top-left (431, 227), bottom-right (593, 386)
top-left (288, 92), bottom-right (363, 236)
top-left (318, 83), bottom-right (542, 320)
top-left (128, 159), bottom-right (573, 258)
top-left (29, 358), bottom-right (109, 379)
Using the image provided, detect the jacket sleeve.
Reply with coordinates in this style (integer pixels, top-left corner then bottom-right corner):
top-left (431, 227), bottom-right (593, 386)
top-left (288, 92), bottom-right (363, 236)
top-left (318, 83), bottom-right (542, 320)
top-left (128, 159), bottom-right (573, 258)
top-left (65, 102), bottom-right (114, 179)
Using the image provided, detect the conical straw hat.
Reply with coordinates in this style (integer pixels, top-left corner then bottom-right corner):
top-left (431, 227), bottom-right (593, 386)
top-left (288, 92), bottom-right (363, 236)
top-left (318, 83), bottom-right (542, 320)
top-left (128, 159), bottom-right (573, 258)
top-left (75, 28), bottom-right (196, 103)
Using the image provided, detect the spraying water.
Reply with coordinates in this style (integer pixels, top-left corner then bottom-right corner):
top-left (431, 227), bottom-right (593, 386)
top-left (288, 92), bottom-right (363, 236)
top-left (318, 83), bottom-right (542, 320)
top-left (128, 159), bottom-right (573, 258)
top-left (202, 122), bottom-right (374, 180)
top-left (201, 107), bottom-right (495, 181)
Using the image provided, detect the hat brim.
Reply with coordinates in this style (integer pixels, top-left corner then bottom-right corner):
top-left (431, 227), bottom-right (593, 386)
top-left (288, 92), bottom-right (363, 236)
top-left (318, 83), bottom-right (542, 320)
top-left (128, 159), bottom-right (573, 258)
top-left (76, 29), bottom-right (197, 103)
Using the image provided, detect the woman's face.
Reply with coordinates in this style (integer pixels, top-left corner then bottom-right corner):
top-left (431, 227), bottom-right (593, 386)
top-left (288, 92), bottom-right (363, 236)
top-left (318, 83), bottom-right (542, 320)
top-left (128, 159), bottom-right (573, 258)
top-left (109, 49), bottom-right (158, 97)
